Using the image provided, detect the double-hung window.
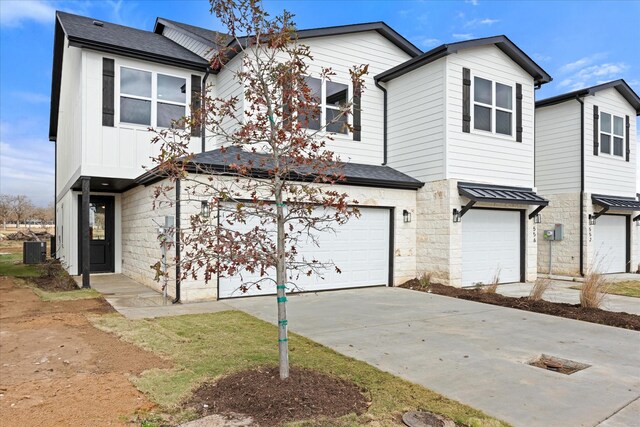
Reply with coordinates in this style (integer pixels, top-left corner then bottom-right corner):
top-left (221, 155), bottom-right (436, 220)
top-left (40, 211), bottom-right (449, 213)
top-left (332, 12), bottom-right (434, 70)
top-left (600, 112), bottom-right (624, 157)
top-left (301, 77), bottom-right (349, 135)
top-left (119, 67), bottom-right (187, 129)
top-left (473, 76), bottom-right (513, 136)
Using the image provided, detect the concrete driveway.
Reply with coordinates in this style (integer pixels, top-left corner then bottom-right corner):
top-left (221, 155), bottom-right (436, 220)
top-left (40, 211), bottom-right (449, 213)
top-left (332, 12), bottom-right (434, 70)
top-left (227, 287), bottom-right (640, 427)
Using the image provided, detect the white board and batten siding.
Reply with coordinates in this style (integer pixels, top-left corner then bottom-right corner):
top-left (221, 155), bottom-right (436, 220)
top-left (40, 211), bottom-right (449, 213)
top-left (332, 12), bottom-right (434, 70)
top-left (583, 87), bottom-right (637, 197)
top-left (218, 205), bottom-right (391, 298)
top-left (386, 58), bottom-right (446, 182)
top-left (535, 101), bottom-right (582, 194)
top-left (82, 50), bottom-right (203, 180)
top-left (56, 41), bottom-right (83, 197)
top-left (445, 45), bottom-right (536, 188)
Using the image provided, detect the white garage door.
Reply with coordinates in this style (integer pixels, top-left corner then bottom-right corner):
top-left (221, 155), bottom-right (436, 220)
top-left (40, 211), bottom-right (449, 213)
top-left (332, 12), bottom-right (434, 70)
top-left (218, 207), bottom-right (390, 298)
top-left (462, 209), bottom-right (521, 286)
top-left (594, 215), bottom-right (626, 273)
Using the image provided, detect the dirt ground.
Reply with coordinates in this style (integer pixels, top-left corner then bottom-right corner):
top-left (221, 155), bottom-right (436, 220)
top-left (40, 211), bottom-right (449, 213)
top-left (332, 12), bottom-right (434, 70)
top-left (0, 276), bottom-right (171, 426)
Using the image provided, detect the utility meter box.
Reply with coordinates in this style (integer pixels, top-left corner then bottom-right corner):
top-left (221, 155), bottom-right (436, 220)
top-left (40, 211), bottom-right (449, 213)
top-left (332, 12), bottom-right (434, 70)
top-left (553, 223), bottom-right (564, 241)
top-left (543, 230), bottom-right (555, 241)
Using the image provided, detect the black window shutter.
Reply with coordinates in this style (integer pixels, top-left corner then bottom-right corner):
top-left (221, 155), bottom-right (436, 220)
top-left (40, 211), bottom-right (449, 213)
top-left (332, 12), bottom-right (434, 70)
top-left (593, 105), bottom-right (599, 155)
top-left (462, 68), bottom-right (471, 133)
top-left (353, 81), bottom-right (362, 141)
top-left (102, 58), bottom-right (114, 127)
top-left (626, 115), bottom-right (630, 162)
top-left (191, 75), bottom-right (202, 137)
top-left (516, 83), bottom-right (523, 142)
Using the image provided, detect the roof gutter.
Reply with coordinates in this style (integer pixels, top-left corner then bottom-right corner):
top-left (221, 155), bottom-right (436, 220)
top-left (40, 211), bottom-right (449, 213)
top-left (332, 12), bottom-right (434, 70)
top-left (67, 36), bottom-right (209, 71)
top-left (374, 80), bottom-right (388, 165)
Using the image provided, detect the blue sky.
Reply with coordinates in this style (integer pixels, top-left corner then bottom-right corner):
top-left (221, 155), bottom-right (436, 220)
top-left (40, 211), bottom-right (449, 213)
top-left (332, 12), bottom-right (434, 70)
top-left (1, 0), bottom-right (639, 206)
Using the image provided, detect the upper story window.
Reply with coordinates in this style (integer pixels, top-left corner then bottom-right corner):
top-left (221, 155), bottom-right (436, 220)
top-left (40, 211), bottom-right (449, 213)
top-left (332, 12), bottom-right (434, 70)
top-left (119, 67), bottom-right (186, 129)
top-left (473, 76), bottom-right (513, 136)
top-left (600, 112), bottom-right (624, 157)
top-left (301, 76), bottom-right (349, 135)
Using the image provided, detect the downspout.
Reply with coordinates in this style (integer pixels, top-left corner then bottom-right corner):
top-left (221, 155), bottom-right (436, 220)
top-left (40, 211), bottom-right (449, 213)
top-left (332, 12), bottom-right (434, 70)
top-left (576, 95), bottom-right (585, 276)
top-left (375, 80), bottom-right (388, 165)
top-left (53, 139), bottom-right (57, 258)
top-left (173, 178), bottom-right (181, 303)
top-left (201, 68), bottom-right (210, 153)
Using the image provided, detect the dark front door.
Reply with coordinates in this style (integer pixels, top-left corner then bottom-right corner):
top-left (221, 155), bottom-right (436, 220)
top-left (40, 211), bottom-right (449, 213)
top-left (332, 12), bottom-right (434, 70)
top-left (78, 195), bottom-right (115, 273)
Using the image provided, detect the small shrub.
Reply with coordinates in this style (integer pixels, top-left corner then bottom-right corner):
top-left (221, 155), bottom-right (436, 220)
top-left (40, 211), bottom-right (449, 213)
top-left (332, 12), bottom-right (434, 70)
top-left (483, 269), bottom-right (501, 294)
top-left (529, 278), bottom-right (551, 301)
top-left (419, 272), bottom-right (432, 289)
top-left (580, 270), bottom-right (610, 308)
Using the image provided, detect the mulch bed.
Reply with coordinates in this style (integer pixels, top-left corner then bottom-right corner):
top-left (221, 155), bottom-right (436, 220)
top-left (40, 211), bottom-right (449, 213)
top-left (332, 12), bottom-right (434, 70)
top-left (400, 279), bottom-right (640, 331)
top-left (186, 366), bottom-right (369, 426)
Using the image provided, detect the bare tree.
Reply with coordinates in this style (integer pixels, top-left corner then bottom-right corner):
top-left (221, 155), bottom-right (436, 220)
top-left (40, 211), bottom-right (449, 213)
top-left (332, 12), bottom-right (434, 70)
top-left (150, 0), bottom-right (367, 379)
top-left (0, 194), bottom-right (11, 229)
top-left (8, 195), bottom-right (34, 229)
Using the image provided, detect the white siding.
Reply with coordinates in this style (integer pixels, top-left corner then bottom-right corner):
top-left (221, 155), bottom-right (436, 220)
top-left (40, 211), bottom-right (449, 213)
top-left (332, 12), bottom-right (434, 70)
top-left (56, 41), bottom-right (83, 196)
top-left (213, 32), bottom-right (412, 165)
top-left (535, 101), bottom-right (582, 194)
top-left (583, 87), bottom-right (637, 197)
top-left (445, 45), bottom-right (536, 187)
top-left (162, 27), bottom-right (214, 60)
top-left (207, 54), bottom-right (243, 150)
top-left (82, 50), bottom-right (203, 179)
top-left (386, 58), bottom-right (446, 182)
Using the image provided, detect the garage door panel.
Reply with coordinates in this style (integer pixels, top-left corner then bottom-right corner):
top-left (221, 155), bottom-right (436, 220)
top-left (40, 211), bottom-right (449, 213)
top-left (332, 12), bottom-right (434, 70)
top-left (594, 215), bottom-right (626, 274)
top-left (218, 206), bottom-right (390, 298)
top-left (462, 209), bottom-right (521, 286)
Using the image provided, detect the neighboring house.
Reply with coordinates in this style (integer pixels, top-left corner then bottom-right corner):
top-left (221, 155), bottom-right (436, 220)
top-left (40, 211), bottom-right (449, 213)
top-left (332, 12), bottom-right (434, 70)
top-left (535, 81), bottom-right (640, 276)
top-left (377, 37), bottom-right (552, 286)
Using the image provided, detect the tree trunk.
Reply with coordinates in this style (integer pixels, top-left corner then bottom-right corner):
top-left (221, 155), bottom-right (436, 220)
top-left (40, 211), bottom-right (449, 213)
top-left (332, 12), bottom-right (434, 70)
top-left (275, 187), bottom-right (289, 380)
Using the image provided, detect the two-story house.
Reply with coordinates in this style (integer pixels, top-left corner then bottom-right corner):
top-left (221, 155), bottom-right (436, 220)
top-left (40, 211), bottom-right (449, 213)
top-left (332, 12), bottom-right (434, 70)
top-left (50, 12), bottom-right (556, 301)
top-left (377, 37), bottom-right (552, 287)
top-left (535, 81), bottom-right (640, 276)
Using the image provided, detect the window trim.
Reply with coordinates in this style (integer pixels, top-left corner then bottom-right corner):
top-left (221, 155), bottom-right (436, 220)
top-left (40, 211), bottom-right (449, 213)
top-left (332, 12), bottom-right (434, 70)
top-left (302, 76), bottom-right (352, 136)
top-left (599, 111), bottom-right (625, 158)
top-left (470, 73), bottom-right (516, 140)
top-left (116, 64), bottom-right (190, 130)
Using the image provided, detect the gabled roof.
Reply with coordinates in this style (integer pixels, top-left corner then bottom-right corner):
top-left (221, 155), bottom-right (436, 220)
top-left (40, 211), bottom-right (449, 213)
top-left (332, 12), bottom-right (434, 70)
top-left (49, 11), bottom-right (210, 141)
top-left (154, 19), bottom-right (422, 59)
top-left (136, 147), bottom-right (424, 190)
top-left (536, 80), bottom-right (640, 115)
top-left (56, 12), bottom-right (209, 70)
top-left (375, 35), bottom-right (552, 86)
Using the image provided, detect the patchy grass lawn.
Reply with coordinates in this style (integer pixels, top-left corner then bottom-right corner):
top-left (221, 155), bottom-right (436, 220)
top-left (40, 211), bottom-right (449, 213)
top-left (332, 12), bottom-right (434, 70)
top-left (92, 311), bottom-right (507, 427)
top-left (571, 281), bottom-right (640, 298)
top-left (0, 252), bottom-right (40, 277)
top-left (31, 286), bottom-right (101, 301)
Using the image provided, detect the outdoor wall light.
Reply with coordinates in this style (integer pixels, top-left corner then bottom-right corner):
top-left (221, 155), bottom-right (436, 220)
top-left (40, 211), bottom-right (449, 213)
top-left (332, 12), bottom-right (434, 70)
top-left (588, 214), bottom-right (596, 226)
top-left (402, 209), bottom-right (412, 223)
top-left (201, 201), bottom-right (210, 218)
top-left (452, 208), bottom-right (462, 223)
top-left (533, 214), bottom-right (542, 224)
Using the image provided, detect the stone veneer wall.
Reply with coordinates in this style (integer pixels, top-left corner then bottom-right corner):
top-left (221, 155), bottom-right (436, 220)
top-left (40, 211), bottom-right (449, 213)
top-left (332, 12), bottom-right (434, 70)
top-left (121, 183), bottom-right (177, 297)
top-left (416, 179), bottom-right (538, 286)
top-left (536, 193), bottom-right (582, 276)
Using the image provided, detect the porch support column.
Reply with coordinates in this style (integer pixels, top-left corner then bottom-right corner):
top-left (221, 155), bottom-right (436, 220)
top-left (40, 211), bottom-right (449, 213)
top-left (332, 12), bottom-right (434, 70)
top-left (81, 177), bottom-right (91, 289)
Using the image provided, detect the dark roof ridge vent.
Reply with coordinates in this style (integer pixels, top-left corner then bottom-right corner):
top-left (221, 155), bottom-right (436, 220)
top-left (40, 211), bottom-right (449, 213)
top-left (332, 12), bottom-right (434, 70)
top-left (92, 20), bottom-right (104, 27)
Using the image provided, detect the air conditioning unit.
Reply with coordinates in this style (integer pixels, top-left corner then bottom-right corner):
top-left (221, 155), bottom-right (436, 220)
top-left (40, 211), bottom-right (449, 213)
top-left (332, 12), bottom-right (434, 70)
top-left (23, 241), bottom-right (47, 264)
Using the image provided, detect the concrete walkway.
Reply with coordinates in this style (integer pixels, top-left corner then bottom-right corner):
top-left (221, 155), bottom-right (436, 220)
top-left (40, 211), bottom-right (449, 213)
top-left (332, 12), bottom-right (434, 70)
top-left (76, 274), bottom-right (232, 319)
top-left (497, 280), bottom-right (640, 315)
top-left (227, 287), bottom-right (640, 427)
